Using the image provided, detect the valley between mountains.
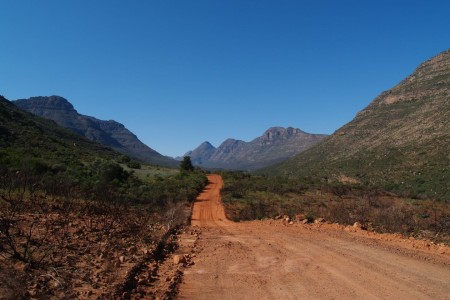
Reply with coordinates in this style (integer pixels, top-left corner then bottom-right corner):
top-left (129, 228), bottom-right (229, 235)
top-left (175, 175), bottom-right (450, 299)
top-left (1, 45), bottom-right (449, 299)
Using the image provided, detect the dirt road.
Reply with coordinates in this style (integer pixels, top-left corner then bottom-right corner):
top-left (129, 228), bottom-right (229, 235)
top-left (178, 174), bottom-right (450, 299)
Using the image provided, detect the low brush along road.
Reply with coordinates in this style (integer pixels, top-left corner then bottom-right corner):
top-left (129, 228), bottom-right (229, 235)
top-left (177, 174), bottom-right (450, 299)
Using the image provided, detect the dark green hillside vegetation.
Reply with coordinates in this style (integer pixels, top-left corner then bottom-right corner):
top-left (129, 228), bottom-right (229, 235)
top-left (221, 172), bottom-right (450, 243)
top-left (265, 50), bottom-right (450, 200)
top-left (0, 95), bottom-right (207, 208)
top-left (13, 96), bottom-right (179, 168)
top-left (1, 96), bottom-right (116, 171)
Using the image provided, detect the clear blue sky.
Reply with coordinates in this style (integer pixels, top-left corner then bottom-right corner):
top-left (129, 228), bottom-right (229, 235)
top-left (1, 1), bottom-right (449, 157)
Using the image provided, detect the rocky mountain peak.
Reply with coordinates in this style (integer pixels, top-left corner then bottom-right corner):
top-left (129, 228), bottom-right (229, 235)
top-left (15, 95), bottom-right (76, 112)
top-left (216, 139), bottom-right (244, 153)
top-left (185, 141), bottom-right (217, 165)
top-left (262, 127), bottom-right (305, 141)
top-left (198, 141), bottom-right (215, 150)
top-left (185, 127), bottom-right (327, 171)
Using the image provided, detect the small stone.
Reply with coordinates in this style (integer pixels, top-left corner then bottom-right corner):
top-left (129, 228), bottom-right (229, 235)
top-left (119, 255), bottom-right (125, 263)
top-left (314, 218), bottom-right (325, 224)
top-left (353, 222), bottom-right (362, 229)
top-left (173, 254), bottom-right (186, 265)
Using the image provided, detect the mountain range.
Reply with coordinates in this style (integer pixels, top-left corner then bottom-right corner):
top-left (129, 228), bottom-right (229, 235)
top-left (13, 96), bottom-right (178, 167)
top-left (265, 49), bottom-right (450, 200)
top-left (185, 127), bottom-right (327, 170)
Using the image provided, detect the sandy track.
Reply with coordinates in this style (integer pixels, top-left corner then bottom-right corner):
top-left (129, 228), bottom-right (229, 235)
top-left (190, 174), bottom-right (231, 227)
top-left (178, 174), bottom-right (450, 299)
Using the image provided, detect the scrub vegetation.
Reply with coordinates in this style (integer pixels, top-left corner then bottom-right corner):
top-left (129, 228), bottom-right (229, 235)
top-left (221, 172), bottom-right (450, 244)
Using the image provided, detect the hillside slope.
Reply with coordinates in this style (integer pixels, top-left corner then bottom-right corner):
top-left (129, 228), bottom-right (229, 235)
top-left (13, 96), bottom-right (178, 167)
top-left (187, 127), bottom-right (327, 170)
top-left (0, 95), bottom-right (117, 170)
top-left (266, 50), bottom-right (450, 200)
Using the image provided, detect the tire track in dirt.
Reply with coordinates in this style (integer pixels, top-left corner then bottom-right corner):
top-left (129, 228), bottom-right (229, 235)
top-left (177, 174), bottom-right (450, 299)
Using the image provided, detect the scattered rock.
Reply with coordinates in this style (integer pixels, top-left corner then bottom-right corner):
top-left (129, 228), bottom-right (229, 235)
top-left (314, 218), bottom-right (325, 224)
top-left (295, 214), bottom-right (306, 221)
top-left (173, 254), bottom-right (186, 265)
top-left (119, 255), bottom-right (126, 263)
top-left (353, 222), bottom-right (362, 229)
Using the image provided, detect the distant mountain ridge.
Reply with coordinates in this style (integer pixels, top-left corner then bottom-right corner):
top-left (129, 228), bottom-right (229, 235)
top-left (14, 96), bottom-right (178, 167)
top-left (265, 49), bottom-right (450, 200)
top-left (185, 127), bottom-right (327, 170)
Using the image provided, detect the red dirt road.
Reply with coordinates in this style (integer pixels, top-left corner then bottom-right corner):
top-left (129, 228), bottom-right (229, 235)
top-left (190, 174), bottom-right (231, 228)
top-left (178, 174), bottom-right (450, 299)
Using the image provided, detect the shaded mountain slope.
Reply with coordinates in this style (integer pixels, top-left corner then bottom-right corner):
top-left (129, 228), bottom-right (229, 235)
top-left (187, 127), bottom-right (327, 170)
top-left (185, 142), bottom-right (216, 165)
top-left (13, 96), bottom-right (178, 167)
top-left (0, 95), bottom-right (118, 170)
top-left (265, 50), bottom-right (450, 200)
